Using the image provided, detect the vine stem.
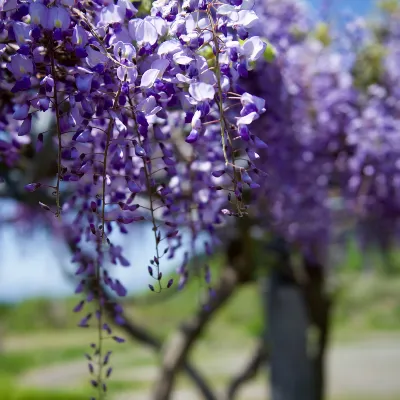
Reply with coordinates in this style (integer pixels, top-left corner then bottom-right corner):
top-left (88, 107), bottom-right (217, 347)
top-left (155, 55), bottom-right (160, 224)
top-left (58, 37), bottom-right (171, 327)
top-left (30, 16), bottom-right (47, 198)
top-left (128, 95), bottom-right (162, 292)
top-left (144, 162), bottom-right (162, 292)
top-left (207, 6), bottom-right (229, 165)
top-left (101, 86), bottom-right (122, 241)
top-left (96, 86), bottom-right (121, 399)
top-left (206, 6), bottom-right (243, 215)
top-left (96, 256), bottom-right (104, 400)
top-left (49, 40), bottom-right (63, 218)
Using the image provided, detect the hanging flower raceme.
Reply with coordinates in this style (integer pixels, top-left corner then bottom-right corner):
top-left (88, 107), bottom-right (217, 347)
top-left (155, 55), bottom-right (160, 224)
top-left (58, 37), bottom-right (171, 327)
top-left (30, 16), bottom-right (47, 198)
top-left (1, 0), bottom-right (271, 395)
top-left (3, 0), bottom-right (399, 397)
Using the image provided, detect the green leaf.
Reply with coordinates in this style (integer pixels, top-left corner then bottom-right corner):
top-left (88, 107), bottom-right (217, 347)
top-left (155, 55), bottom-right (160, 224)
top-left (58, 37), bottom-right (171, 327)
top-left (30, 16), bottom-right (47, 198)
top-left (199, 45), bottom-right (214, 61)
top-left (263, 41), bottom-right (277, 63)
top-left (137, 0), bottom-right (152, 16)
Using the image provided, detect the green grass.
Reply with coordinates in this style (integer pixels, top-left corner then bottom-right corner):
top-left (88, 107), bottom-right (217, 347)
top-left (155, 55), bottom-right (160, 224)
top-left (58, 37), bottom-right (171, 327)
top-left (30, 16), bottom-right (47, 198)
top-left (1, 246), bottom-right (400, 399)
top-left (2, 240), bottom-right (400, 339)
top-left (99, 379), bottom-right (149, 393)
top-left (3, 266), bottom-right (400, 345)
top-left (333, 272), bottom-right (400, 336)
top-left (0, 346), bottom-right (91, 376)
top-left (0, 298), bottom-right (76, 332)
top-left (0, 379), bottom-right (89, 400)
top-left (0, 392), bottom-right (88, 400)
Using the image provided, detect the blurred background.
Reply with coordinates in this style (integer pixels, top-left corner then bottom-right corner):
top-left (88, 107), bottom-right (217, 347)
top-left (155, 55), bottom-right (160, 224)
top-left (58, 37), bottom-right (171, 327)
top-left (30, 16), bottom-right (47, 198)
top-left (1, 0), bottom-right (400, 400)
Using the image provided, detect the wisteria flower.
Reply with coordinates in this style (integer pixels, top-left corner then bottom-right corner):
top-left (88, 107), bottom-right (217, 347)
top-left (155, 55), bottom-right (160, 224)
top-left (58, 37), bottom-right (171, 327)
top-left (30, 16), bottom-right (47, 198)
top-left (47, 6), bottom-right (71, 31)
top-left (242, 37), bottom-right (266, 62)
top-left (189, 82), bottom-right (215, 103)
top-left (29, 2), bottom-right (48, 26)
top-left (13, 22), bottom-right (31, 46)
top-left (76, 74), bottom-right (93, 93)
top-left (85, 44), bottom-right (108, 68)
top-left (129, 18), bottom-right (158, 45)
top-left (8, 54), bottom-right (34, 80)
top-left (99, 0), bottom-right (137, 25)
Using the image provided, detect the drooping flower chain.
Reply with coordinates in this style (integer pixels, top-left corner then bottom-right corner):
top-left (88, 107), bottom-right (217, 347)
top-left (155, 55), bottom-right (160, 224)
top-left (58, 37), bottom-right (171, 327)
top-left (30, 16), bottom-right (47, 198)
top-left (0, 0), bottom-right (268, 395)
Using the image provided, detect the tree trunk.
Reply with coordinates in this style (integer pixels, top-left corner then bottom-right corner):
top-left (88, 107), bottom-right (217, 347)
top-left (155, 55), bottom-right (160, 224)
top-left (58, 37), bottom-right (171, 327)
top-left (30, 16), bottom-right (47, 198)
top-left (266, 270), bottom-right (315, 400)
top-left (265, 264), bottom-right (331, 400)
top-left (302, 263), bottom-right (331, 400)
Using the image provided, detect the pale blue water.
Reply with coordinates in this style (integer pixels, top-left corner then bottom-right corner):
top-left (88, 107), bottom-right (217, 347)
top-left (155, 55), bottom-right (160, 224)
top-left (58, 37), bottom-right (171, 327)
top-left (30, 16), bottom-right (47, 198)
top-left (0, 0), bottom-right (375, 302)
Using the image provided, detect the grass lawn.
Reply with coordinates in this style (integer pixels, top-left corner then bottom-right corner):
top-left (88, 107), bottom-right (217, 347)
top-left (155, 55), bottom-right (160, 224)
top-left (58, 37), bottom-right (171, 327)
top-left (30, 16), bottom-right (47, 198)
top-left (1, 247), bottom-right (400, 399)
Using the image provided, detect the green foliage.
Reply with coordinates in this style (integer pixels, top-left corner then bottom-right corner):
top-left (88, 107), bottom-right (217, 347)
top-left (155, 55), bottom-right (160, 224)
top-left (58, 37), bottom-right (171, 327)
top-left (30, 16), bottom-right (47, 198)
top-left (352, 43), bottom-right (387, 90)
top-left (313, 22), bottom-right (332, 47)
top-left (378, 0), bottom-right (399, 14)
top-left (137, 0), bottom-right (152, 16)
top-left (263, 41), bottom-right (278, 62)
top-left (290, 26), bottom-right (307, 42)
top-left (0, 298), bottom-right (72, 332)
top-left (343, 238), bottom-right (364, 272)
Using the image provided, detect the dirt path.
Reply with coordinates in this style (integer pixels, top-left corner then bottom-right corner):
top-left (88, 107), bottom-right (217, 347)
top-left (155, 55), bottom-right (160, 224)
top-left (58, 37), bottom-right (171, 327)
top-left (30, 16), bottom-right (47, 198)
top-left (19, 335), bottom-right (400, 399)
top-left (327, 336), bottom-right (400, 397)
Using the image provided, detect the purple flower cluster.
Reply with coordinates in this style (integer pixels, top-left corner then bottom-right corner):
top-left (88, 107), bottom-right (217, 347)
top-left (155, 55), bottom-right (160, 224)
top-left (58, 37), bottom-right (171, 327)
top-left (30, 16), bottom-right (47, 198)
top-left (0, 0), bottom-right (268, 394)
top-left (2, 0), bottom-right (400, 395)
top-left (239, 0), bottom-right (400, 256)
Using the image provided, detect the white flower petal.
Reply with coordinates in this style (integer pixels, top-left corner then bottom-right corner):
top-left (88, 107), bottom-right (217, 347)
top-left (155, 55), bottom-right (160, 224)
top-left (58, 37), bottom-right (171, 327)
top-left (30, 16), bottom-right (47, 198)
top-left (242, 37), bottom-right (266, 62)
top-left (221, 75), bottom-right (230, 93)
top-left (237, 112), bottom-right (258, 125)
top-left (135, 19), bottom-right (158, 45)
top-left (191, 110), bottom-right (202, 130)
top-left (217, 4), bottom-right (236, 15)
top-left (137, 96), bottom-right (162, 117)
top-left (115, 117), bottom-right (127, 133)
top-left (189, 82), bottom-right (215, 102)
top-left (178, 92), bottom-right (197, 110)
top-left (157, 39), bottom-right (181, 55)
top-left (173, 52), bottom-right (193, 65)
top-left (150, 16), bottom-right (167, 36)
top-left (237, 10), bottom-right (258, 28)
top-left (176, 73), bottom-right (192, 83)
top-left (140, 69), bottom-right (160, 88)
top-left (151, 58), bottom-right (170, 75)
top-left (241, 93), bottom-right (266, 113)
top-left (199, 69), bottom-right (217, 85)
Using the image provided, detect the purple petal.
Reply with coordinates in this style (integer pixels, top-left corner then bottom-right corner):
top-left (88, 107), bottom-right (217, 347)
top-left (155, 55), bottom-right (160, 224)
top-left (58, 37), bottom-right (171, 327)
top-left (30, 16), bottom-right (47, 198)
top-left (112, 336), bottom-right (125, 343)
top-left (13, 104), bottom-right (29, 120)
top-left (76, 74), bottom-right (93, 93)
top-left (25, 182), bottom-right (41, 192)
top-left (73, 300), bottom-right (85, 313)
top-left (128, 180), bottom-right (141, 193)
top-left (18, 116), bottom-right (32, 136)
top-left (185, 129), bottom-right (199, 143)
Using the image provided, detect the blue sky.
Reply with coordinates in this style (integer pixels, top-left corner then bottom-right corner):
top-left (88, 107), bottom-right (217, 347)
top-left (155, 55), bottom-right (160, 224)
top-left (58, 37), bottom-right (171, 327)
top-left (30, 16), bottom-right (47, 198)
top-left (308, 0), bottom-right (375, 17)
top-left (0, 0), bottom-right (378, 302)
